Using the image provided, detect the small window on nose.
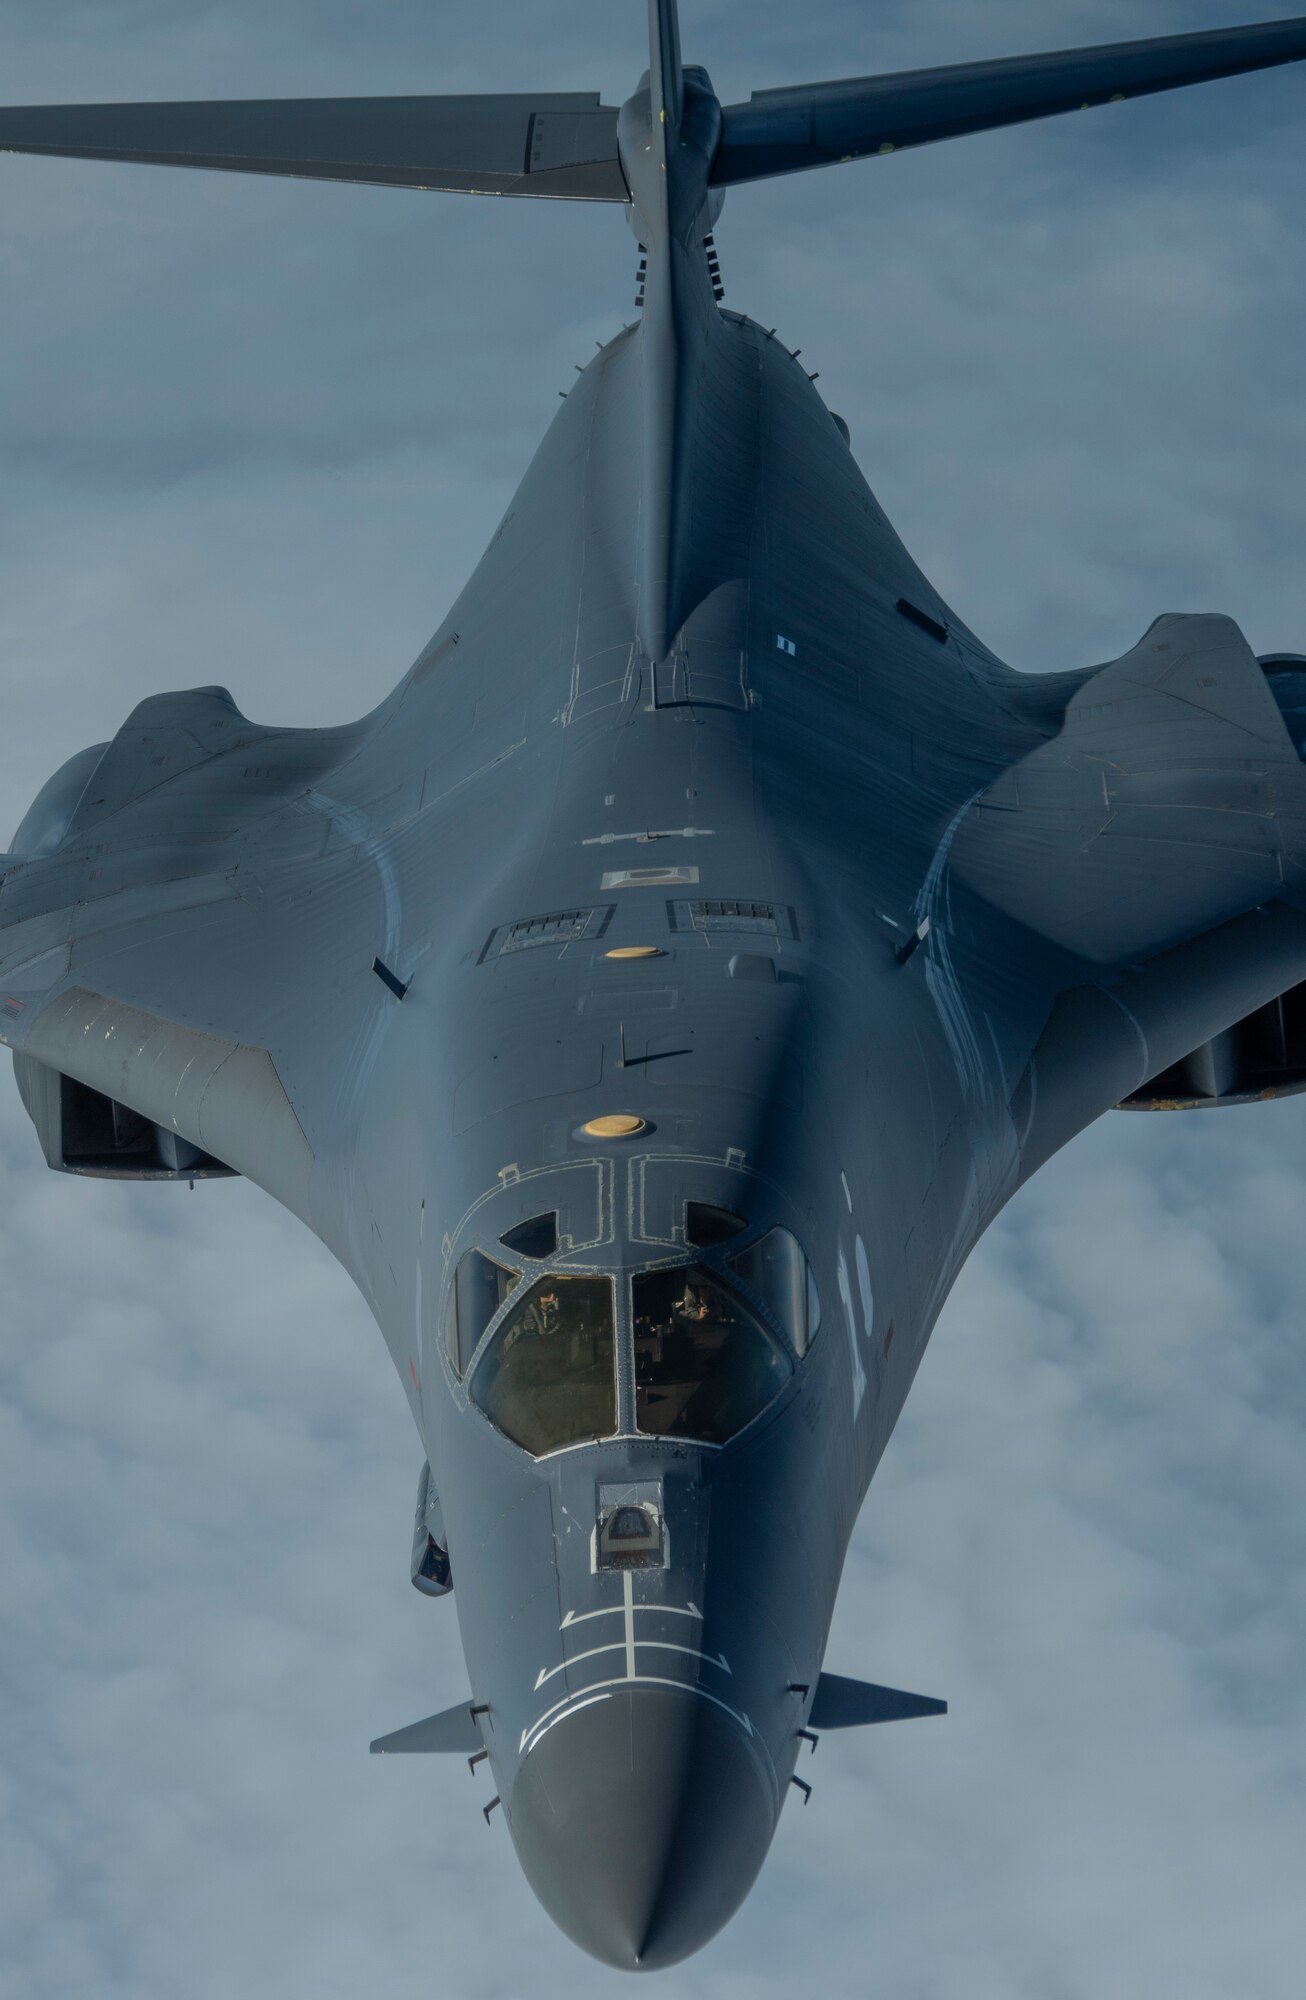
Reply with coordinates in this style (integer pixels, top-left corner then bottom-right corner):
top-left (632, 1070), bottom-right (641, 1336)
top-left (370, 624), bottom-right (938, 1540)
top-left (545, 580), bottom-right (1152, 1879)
top-left (500, 1212), bottom-right (558, 1259)
top-left (596, 1481), bottom-right (666, 1571)
top-left (685, 1201), bottom-right (747, 1248)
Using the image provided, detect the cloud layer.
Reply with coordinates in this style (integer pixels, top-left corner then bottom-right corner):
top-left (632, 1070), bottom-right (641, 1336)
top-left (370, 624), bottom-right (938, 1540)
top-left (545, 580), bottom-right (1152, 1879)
top-left (3, 4), bottom-right (1306, 1995)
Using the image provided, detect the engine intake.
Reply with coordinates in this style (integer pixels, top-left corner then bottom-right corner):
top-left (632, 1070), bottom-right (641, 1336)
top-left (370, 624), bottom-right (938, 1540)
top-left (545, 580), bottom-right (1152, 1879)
top-left (14, 1057), bottom-right (237, 1179)
top-left (1117, 981), bottom-right (1306, 1110)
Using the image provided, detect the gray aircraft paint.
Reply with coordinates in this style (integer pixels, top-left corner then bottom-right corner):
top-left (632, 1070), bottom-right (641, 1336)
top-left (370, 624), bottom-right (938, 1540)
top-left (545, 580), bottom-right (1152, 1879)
top-left (4, 0), bottom-right (1306, 1974)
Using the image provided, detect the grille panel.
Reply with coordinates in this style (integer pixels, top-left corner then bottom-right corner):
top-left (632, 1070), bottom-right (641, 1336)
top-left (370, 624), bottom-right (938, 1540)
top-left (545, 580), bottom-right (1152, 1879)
top-left (668, 898), bottom-right (797, 939)
top-left (481, 906), bottom-right (613, 959)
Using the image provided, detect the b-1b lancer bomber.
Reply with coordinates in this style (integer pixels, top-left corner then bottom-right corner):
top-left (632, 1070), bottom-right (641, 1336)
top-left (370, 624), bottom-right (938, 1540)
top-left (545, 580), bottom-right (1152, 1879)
top-left (4, 0), bottom-right (1306, 1971)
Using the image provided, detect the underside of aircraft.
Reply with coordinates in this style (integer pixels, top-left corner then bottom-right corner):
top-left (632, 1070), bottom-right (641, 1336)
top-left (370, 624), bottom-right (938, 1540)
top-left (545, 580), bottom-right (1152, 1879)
top-left (3, 0), bottom-right (1306, 1972)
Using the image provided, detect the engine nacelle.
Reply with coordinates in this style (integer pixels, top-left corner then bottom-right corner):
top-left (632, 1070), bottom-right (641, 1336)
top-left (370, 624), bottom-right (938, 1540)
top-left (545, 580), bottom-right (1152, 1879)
top-left (13, 1057), bottom-right (238, 1181)
top-left (1118, 982), bottom-right (1306, 1111)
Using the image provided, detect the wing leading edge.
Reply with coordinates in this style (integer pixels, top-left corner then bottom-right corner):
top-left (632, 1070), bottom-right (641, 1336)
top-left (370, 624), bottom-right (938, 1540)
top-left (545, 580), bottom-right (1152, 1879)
top-left (713, 15), bottom-right (1306, 185)
top-left (0, 92), bottom-right (627, 201)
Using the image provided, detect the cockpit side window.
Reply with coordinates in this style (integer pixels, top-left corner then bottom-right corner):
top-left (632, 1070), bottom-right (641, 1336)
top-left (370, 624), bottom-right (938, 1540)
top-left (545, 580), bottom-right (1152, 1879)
top-left (729, 1226), bottom-right (818, 1356)
top-left (806, 1262), bottom-right (822, 1344)
top-left (447, 1249), bottom-right (519, 1378)
top-left (632, 1266), bottom-right (792, 1445)
top-left (471, 1276), bottom-right (616, 1456)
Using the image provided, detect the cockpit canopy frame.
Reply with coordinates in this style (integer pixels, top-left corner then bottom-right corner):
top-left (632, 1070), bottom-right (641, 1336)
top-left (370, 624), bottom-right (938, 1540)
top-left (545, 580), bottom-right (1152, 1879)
top-left (442, 1199), bottom-right (822, 1461)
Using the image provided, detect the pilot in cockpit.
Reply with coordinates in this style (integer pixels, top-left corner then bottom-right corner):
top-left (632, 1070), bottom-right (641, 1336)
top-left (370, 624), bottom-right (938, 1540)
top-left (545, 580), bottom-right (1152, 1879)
top-left (505, 1286), bottom-right (560, 1350)
top-left (673, 1280), bottom-right (711, 1323)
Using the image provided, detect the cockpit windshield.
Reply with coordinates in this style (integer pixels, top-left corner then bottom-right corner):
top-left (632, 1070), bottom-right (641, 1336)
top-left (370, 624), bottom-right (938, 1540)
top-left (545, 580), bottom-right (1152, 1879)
top-left (471, 1276), bottom-right (617, 1456)
top-left (632, 1265), bottom-right (792, 1445)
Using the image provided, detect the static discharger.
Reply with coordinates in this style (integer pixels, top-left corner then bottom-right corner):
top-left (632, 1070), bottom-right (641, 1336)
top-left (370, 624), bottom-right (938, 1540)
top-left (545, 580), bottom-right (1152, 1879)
top-left (604, 946), bottom-right (662, 959)
top-left (583, 1114), bottom-right (646, 1138)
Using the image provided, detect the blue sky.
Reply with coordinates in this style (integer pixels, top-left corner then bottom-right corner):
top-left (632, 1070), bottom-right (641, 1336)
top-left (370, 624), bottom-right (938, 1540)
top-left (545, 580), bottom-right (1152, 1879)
top-left (2, 4), bottom-right (1306, 1996)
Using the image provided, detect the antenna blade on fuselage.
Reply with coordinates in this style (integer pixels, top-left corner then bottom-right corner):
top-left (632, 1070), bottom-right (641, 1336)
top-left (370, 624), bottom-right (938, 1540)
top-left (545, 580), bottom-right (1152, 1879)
top-left (713, 15), bottom-right (1306, 186)
top-left (0, 92), bottom-right (627, 201)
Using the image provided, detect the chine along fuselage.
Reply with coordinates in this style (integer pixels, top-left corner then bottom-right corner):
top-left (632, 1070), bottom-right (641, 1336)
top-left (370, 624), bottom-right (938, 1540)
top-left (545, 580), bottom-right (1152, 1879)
top-left (6, 0), bottom-right (1306, 1971)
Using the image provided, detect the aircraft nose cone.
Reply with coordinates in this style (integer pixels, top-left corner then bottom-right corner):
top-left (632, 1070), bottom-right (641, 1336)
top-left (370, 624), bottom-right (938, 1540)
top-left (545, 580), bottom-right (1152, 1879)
top-left (507, 1686), bottom-right (775, 1970)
